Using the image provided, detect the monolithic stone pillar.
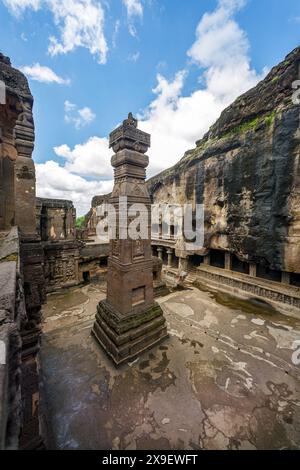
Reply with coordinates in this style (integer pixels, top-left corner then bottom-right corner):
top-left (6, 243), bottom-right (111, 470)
top-left (14, 98), bottom-right (36, 239)
top-left (281, 271), bottom-right (290, 285)
top-left (203, 254), bottom-right (210, 265)
top-left (225, 252), bottom-right (232, 270)
top-left (157, 246), bottom-right (163, 261)
top-left (167, 249), bottom-right (173, 267)
top-left (92, 113), bottom-right (168, 366)
top-left (179, 257), bottom-right (188, 272)
top-left (249, 263), bottom-right (257, 277)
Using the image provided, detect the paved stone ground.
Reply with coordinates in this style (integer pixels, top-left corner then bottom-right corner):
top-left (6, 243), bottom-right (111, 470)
top-left (40, 279), bottom-right (300, 450)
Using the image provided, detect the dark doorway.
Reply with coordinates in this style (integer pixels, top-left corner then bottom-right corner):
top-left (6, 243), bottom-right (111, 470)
top-left (210, 250), bottom-right (225, 269)
top-left (291, 273), bottom-right (300, 287)
top-left (232, 254), bottom-right (249, 274)
top-left (257, 265), bottom-right (281, 282)
top-left (189, 254), bottom-right (204, 268)
top-left (99, 257), bottom-right (108, 267)
top-left (83, 271), bottom-right (90, 283)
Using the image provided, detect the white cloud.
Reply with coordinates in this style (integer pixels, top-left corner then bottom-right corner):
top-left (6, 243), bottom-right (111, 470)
top-left (123, 0), bottom-right (143, 37)
top-left (36, 0), bottom-right (265, 216)
top-left (47, 0), bottom-right (108, 63)
top-left (20, 63), bottom-right (70, 84)
top-left (64, 100), bottom-right (96, 129)
top-left (36, 135), bottom-right (114, 215)
top-left (123, 0), bottom-right (143, 18)
top-left (139, 0), bottom-right (265, 177)
top-left (21, 32), bottom-right (28, 42)
top-left (36, 160), bottom-right (113, 215)
top-left (54, 135), bottom-right (112, 177)
top-left (3, 0), bottom-right (41, 15)
top-left (128, 51), bottom-right (140, 62)
top-left (112, 19), bottom-right (121, 48)
top-left (3, 0), bottom-right (108, 64)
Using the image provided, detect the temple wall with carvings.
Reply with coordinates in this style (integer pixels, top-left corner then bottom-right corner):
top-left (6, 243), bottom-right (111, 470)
top-left (0, 53), bottom-right (44, 449)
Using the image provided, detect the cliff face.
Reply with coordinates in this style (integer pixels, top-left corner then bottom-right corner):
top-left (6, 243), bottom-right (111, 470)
top-left (148, 46), bottom-right (300, 273)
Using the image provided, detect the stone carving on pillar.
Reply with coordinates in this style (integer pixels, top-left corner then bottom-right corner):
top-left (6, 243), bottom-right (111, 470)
top-left (167, 249), bottom-right (173, 267)
top-left (92, 113), bottom-right (168, 365)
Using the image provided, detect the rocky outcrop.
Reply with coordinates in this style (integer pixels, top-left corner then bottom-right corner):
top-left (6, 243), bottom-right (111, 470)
top-left (148, 46), bottom-right (300, 273)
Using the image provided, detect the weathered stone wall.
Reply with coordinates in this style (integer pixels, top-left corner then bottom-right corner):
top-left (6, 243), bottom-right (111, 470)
top-left (36, 198), bottom-right (76, 242)
top-left (0, 53), bottom-right (36, 238)
top-left (35, 198), bottom-right (82, 291)
top-left (0, 228), bottom-right (23, 449)
top-left (84, 194), bottom-right (111, 238)
top-left (147, 46), bottom-right (300, 274)
top-left (43, 241), bottom-right (80, 292)
top-left (0, 53), bottom-right (44, 449)
top-left (0, 228), bottom-right (43, 449)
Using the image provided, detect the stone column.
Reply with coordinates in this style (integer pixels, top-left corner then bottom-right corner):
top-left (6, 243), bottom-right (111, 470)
top-left (92, 113), bottom-right (168, 366)
top-left (14, 98), bottom-right (37, 239)
top-left (179, 257), bottom-right (188, 272)
top-left (157, 246), bottom-right (163, 261)
top-left (281, 271), bottom-right (290, 285)
top-left (225, 252), bottom-right (232, 270)
top-left (167, 249), bottom-right (173, 267)
top-left (203, 254), bottom-right (210, 265)
top-left (249, 263), bottom-right (257, 277)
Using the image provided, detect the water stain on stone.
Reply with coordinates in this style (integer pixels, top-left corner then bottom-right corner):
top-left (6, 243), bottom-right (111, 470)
top-left (152, 352), bottom-right (170, 374)
top-left (45, 289), bottom-right (88, 317)
top-left (194, 282), bottom-right (300, 328)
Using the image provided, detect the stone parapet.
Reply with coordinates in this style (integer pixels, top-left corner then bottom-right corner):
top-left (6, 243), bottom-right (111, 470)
top-left (195, 265), bottom-right (300, 312)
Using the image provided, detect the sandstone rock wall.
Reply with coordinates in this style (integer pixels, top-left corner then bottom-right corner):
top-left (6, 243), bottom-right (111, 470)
top-left (148, 47), bottom-right (300, 273)
top-left (0, 53), bottom-right (44, 449)
top-left (36, 197), bottom-right (76, 242)
top-left (0, 53), bottom-right (36, 237)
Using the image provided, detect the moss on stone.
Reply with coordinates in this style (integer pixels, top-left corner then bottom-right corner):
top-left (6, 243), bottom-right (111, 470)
top-left (116, 304), bottom-right (163, 334)
top-left (264, 110), bottom-right (277, 127)
top-left (0, 253), bottom-right (18, 263)
top-left (221, 110), bottom-right (278, 139)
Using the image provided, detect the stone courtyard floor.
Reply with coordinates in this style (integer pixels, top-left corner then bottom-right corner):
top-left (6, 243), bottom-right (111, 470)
top-left (40, 279), bottom-right (300, 450)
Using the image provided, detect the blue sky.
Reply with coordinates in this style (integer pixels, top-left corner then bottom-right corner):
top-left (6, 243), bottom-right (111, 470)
top-left (0, 0), bottom-right (299, 215)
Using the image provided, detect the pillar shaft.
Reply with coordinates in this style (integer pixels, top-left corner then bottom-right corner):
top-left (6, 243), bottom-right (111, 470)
top-left (225, 252), bottom-right (232, 270)
top-left (167, 249), bottom-right (173, 267)
top-left (249, 263), bottom-right (257, 277)
top-left (281, 271), bottom-right (290, 285)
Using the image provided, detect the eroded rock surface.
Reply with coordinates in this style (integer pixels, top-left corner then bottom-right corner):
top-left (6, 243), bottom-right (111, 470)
top-left (147, 47), bottom-right (300, 273)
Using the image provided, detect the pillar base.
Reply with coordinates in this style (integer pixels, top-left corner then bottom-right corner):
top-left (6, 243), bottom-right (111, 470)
top-left (92, 300), bottom-right (168, 366)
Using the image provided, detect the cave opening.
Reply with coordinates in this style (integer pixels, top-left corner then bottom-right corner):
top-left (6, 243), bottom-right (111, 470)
top-left (210, 250), bottom-right (225, 269)
top-left (232, 254), bottom-right (250, 274)
top-left (290, 272), bottom-right (300, 287)
top-left (257, 265), bottom-right (282, 282)
top-left (189, 254), bottom-right (204, 268)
